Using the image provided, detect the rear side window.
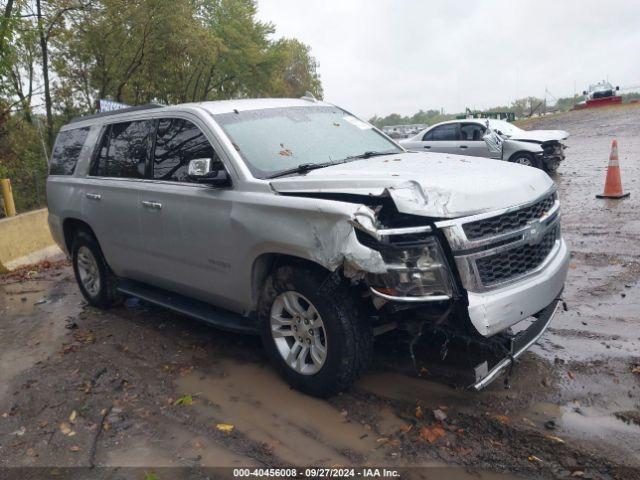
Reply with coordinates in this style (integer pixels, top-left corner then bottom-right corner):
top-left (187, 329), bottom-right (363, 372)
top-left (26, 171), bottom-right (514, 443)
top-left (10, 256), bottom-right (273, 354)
top-left (49, 127), bottom-right (90, 175)
top-left (430, 124), bottom-right (459, 141)
top-left (153, 118), bottom-right (220, 182)
top-left (93, 120), bottom-right (154, 178)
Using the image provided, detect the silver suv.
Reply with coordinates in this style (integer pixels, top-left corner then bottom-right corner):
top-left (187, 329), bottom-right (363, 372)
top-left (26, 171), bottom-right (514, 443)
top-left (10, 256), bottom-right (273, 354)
top-left (47, 98), bottom-right (569, 396)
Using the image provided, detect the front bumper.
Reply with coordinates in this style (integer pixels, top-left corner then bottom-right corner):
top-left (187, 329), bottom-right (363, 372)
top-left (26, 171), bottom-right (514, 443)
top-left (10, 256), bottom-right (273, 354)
top-left (471, 295), bottom-right (561, 390)
top-left (466, 238), bottom-right (569, 336)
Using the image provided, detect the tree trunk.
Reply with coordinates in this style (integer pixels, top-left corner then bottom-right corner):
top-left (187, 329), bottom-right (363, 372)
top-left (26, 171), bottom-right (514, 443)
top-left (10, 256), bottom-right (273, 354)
top-left (36, 0), bottom-right (54, 149)
top-left (0, 0), bottom-right (15, 58)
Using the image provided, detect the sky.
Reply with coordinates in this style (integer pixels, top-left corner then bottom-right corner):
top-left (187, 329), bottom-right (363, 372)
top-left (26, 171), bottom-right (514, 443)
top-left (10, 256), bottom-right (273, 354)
top-left (256, 0), bottom-right (640, 119)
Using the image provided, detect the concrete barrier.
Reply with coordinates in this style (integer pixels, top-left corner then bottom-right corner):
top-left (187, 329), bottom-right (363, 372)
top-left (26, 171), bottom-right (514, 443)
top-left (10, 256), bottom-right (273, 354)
top-left (0, 209), bottom-right (62, 272)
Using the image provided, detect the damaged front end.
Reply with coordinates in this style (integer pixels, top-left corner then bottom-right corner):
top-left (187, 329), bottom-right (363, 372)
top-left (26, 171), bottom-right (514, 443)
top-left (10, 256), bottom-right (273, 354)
top-left (540, 140), bottom-right (567, 172)
top-left (345, 189), bottom-right (568, 391)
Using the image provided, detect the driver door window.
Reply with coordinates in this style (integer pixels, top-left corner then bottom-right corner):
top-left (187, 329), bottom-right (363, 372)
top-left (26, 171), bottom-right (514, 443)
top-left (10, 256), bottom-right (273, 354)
top-left (460, 122), bottom-right (494, 158)
top-left (153, 118), bottom-right (224, 182)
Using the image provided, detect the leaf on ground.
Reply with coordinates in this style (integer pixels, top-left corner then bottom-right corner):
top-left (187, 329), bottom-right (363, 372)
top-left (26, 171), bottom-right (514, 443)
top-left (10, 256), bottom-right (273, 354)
top-left (173, 395), bottom-right (194, 406)
top-left (399, 424), bottom-right (413, 433)
top-left (414, 406), bottom-right (423, 419)
top-left (545, 434), bottom-right (565, 444)
top-left (419, 425), bottom-right (446, 444)
top-left (216, 423), bottom-right (234, 434)
top-left (69, 445), bottom-right (80, 452)
top-left (528, 455), bottom-right (543, 463)
top-left (433, 409), bottom-right (447, 422)
top-left (494, 414), bottom-right (509, 425)
top-left (631, 365), bottom-right (640, 374)
top-left (69, 410), bottom-right (77, 423)
top-left (568, 371), bottom-right (576, 380)
top-left (143, 473), bottom-right (160, 480)
top-left (59, 423), bottom-right (73, 436)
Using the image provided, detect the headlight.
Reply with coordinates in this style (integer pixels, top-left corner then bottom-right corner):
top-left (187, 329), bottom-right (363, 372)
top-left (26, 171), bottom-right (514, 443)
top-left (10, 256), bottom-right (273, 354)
top-left (358, 232), bottom-right (454, 300)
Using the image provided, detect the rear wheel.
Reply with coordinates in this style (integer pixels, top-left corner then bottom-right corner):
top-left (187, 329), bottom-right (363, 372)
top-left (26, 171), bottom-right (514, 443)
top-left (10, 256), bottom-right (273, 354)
top-left (258, 264), bottom-right (372, 397)
top-left (71, 230), bottom-right (122, 308)
top-left (510, 152), bottom-right (542, 170)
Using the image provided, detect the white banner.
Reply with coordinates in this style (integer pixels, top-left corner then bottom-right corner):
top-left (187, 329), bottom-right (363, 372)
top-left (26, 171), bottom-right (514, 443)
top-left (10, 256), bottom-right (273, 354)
top-left (99, 99), bottom-right (130, 112)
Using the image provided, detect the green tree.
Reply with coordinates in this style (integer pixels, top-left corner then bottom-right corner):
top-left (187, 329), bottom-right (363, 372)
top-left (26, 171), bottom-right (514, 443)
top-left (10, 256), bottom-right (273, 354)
top-left (270, 38), bottom-right (322, 98)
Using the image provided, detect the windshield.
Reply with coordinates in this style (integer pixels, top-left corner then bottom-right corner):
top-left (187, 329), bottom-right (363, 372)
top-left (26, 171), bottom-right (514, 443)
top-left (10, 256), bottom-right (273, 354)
top-left (488, 119), bottom-right (523, 136)
top-left (212, 106), bottom-right (402, 178)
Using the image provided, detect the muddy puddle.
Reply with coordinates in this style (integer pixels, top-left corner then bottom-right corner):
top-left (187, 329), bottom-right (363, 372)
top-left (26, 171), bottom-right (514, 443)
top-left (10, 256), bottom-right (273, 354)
top-left (524, 401), bottom-right (640, 458)
top-left (176, 361), bottom-right (407, 466)
top-left (101, 425), bottom-right (254, 468)
top-left (0, 278), bottom-right (82, 398)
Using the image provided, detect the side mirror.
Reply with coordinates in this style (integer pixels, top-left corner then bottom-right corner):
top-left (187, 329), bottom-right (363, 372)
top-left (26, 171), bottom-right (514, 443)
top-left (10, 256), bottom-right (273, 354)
top-left (187, 158), bottom-right (231, 187)
top-left (582, 90), bottom-right (587, 95)
top-left (616, 86), bottom-right (620, 91)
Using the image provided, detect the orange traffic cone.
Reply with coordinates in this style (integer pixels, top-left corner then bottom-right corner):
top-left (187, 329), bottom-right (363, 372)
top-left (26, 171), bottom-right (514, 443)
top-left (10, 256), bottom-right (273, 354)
top-left (596, 139), bottom-right (630, 199)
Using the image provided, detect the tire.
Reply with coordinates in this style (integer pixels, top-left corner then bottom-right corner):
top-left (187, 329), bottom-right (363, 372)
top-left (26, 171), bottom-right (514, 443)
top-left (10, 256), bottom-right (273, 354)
top-left (71, 230), bottom-right (122, 309)
top-left (258, 264), bottom-right (373, 397)
top-left (509, 152), bottom-right (542, 170)
top-left (545, 161), bottom-right (560, 174)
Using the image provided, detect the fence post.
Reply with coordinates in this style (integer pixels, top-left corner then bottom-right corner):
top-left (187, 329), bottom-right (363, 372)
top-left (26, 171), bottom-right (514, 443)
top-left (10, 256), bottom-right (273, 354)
top-left (1, 179), bottom-right (17, 217)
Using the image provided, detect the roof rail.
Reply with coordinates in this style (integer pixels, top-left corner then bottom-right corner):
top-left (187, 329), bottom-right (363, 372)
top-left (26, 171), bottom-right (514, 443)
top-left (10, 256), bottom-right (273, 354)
top-left (68, 103), bottom-right (164, 124)
top-left (300, 92), bottom-right (317, 102)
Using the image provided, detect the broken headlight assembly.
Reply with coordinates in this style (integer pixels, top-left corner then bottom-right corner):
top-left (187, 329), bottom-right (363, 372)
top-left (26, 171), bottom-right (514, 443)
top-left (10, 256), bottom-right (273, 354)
top-left (355, 228), bottom-right (454, 301)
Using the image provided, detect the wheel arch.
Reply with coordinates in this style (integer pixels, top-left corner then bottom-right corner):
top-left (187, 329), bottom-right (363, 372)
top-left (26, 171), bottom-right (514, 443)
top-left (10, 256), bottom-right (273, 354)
top-left (507, 150), bottom-right (535, 163)
top-left (250, 253), bottom-right (333, 311)
top-left (62, 218), bottom-right (98, 253)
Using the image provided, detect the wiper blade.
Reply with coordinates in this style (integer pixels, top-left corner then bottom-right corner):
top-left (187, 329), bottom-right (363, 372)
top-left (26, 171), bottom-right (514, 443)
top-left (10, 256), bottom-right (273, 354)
top-left (267, 162), bottom-right (339, 179)
top-left (266, 151), bottom-right (399, 179)
top-left (344, 150), bottom-right (399, 160)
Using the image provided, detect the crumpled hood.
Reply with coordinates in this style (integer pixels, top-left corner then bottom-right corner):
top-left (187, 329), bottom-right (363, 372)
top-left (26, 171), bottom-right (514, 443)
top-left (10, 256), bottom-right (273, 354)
top-left (270, 152), bottom-right (554, 218)
top-left (510, 129), bottom-right (569, 142)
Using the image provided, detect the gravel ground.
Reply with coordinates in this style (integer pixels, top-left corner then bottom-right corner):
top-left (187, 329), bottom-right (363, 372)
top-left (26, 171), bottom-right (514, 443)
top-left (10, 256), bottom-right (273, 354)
top-left (1, 105), bottom-right (639, 480)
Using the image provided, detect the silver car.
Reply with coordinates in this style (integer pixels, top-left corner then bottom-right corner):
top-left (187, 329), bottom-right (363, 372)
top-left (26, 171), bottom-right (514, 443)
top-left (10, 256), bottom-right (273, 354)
top-left (47, 99), bottom-right (569, 396)
top-left (400, 119), bottom-right (569, 173)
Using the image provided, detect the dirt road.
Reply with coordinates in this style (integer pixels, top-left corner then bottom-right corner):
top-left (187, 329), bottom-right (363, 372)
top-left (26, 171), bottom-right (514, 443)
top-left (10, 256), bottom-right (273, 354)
top-left (1, 105), bottom-right (639, 480)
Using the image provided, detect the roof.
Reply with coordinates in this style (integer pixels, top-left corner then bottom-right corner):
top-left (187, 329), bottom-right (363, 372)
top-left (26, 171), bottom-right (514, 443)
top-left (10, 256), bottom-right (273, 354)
top-left (66, 97), bottom-right (331, 127)
top-left (197, 97), bottom-right (332, 114)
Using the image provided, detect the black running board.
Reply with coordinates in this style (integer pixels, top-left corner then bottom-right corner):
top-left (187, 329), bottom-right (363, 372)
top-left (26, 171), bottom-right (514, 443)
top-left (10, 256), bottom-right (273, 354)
top-left (117, 279), bottom-right (258, 335)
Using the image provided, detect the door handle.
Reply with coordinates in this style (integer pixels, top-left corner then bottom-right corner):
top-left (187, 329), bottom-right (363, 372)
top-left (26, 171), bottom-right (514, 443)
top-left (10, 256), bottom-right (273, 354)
top-left (142, 201), bottom-right (162, 210)
top-left (85, 193), bottom-right (101, 201)
top-left (423, 145), bottom-right (431, 149)
top-left (459, 145), bottom-right (468, 149)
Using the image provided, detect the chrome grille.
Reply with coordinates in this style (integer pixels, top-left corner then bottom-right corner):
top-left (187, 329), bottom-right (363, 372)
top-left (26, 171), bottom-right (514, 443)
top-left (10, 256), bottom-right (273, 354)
top-left (436, 188), bottom-right (562, 292)
top-left (476, 225), bottom-right (559, 286)
top-left (463, 192), bottom-right (556, 240)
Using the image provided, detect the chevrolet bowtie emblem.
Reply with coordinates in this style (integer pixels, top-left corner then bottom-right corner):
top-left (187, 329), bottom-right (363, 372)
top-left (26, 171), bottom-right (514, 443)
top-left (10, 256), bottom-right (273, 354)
top-left (524, 219), bottom-right (544, 245)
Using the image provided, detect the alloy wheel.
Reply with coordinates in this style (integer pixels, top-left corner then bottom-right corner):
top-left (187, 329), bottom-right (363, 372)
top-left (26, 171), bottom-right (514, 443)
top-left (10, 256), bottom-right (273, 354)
top-left (77, 246), bottom-right (101, 297)
top-left (270, 291), bottom-right (327, 375)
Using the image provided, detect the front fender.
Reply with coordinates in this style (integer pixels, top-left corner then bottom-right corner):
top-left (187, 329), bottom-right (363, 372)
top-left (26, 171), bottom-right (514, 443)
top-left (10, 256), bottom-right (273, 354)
top-left (503, 139), bottom-right (543, 160)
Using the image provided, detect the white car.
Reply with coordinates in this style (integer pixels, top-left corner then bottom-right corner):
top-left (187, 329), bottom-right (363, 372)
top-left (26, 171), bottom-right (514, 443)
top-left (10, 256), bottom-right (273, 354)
top-left (400, 119), bottom-right (569, 173)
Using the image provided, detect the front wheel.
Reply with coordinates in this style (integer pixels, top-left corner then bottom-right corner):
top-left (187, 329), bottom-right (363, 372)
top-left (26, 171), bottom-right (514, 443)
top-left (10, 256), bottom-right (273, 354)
top-left (509, 152), bottom-right (542, 170)
top-left (258, 265), bottom-right (373, 397)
